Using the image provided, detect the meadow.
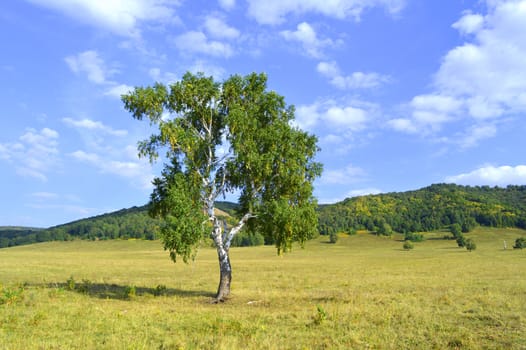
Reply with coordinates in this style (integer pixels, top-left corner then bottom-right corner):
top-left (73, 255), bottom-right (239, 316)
top-left (0, 228), bottom-right (525, 349)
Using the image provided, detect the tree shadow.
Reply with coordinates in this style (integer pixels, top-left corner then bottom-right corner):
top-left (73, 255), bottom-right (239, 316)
top-left (43, 281), bottom-right (215, 300)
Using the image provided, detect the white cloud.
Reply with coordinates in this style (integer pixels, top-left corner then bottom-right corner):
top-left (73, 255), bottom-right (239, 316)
top-left (458, 123), bottom-right (497, 149)
top-left (0, 127), bottom-right (60, 181)
top-left (218, 0), bottom-right (235, 10)
top-left (65, 50), bottom-right (135, 99)
top-left (247, 0), bottom-right (406, 25)
top-left (31, 191), bottom-right (60, 200)
top-left (27, 0), bottom-right (179, 37)
top-left (63, 117), bottom-right (128, 136)
top-left (104, 84), bottom-right (134, 98)
top-left (65, 50), bottom-right (109, 84)
top-left (70, 149), bottom-right (153, 189)
top-left (173, 31), bottom-right (234, 57)
top-left (452, 11), bottom-right (484, 35)
top-left (148, 68), bottom-right (178, 84)
top-left (280, 22), bottom-right (335, 58)
top-left (70, 150), bottom-right (100, 163)
top-left (393, 1), bottom-right (526, 143)
top-left (204, 15), bottom-right (240, 39)
top-left (187, 60), bottom-right (226, 79)
top-left (322, 164), bottom-right (367, 184)
top-left (317, 60), bottom-right (390, 89)
top-left (445, 165), bottom-right (526, 186)
top-left (325, 106), bottom-right (367, 130)
top-left (387, 118), bottom-right (418, 134)
top-left (295, 99), bottom-right (374, 132)
top-left (346, 187), bottom-right (382, 197)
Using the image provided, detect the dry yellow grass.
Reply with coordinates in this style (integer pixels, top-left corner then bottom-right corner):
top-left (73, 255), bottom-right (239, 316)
top-left (0, 227), bottom-right (525, 349)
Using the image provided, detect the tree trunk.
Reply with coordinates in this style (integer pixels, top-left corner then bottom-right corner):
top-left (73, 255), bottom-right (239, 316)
top-left (215, 252), bottom-right (232, 302)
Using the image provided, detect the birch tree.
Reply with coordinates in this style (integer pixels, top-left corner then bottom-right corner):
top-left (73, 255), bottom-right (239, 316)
top-left (123, 72), bottom-right (322, 302)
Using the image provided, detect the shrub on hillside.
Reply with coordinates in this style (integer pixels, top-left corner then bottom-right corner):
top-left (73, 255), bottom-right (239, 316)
top-left (456, 234), bottom-right (467, 248)
top-left (329, 232), bottom-right (338, 244)
top-left (231, 231), bottom-right (265, 247)
top-left (404, 232), bottom-right (424, 242)
top-left (513, 237), bottom-right (526, 249)
top-left (465, 238), bottom-right (476, 251)
top-left (403, 241), bottom-right (414, 250)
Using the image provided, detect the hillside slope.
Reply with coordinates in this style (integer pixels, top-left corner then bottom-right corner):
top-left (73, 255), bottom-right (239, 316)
top-left (318, 183), bottom-right (526, 235)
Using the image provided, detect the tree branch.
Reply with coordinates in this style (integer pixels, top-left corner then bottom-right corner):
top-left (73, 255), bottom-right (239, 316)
top-left (225, 213), bottom-right (256, 250)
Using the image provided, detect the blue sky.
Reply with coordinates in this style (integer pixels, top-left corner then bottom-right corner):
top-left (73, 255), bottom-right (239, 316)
top-left (1, 0), bottom-right (526, 227)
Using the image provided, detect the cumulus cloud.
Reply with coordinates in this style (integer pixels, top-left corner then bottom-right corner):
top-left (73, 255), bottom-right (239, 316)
top-left (65, 50), bottom-right (109, 84)
top-left (295, 99), bottom-right (375, 132)
top-left (218, 0), bottom-right (235, 10)
top-left (322, 164), bottom-right (367, 184)
top-left (204, 15), bottom-right (240, 39)
top-left (26, 0), bottom-right (178, 37)
top-left (452, 11), bottom-right (484, 35)
top-left (247, 0), bottom-right (406, 25)
top-left (187, 60), bottom-right (226, 80)
top-left (173, 31), bottom-right (234, 57)
top-left (317, 60), bottom-right (390, 89)
top-left (445, 165), bottom-right (526, 186)
top-left (65, 50), bottom-right (134, 99)
top-left (280, 22), bottom-right (336, 58)
top-left (0, 127), bottom-right (60, 181)
top-left (70, 149), bottom-right (153, 189)
top-left (63, 117), bottom-right (128, 136)
top-left (104, 84), bottom-right (134, 98)
top-left (392, 0), bottom-right (526, 146)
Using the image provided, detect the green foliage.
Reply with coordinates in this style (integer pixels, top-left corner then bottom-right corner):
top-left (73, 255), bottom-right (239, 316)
top-left (311, 305), bottom-right (328, 326)
top-left (150, 170), bottom-right (207, 263)
top-left (456, 234), bottom-right (467, 248)
top-left (376, 221), bottom-right (393, 236)
top-left (66, 276), bottom-right (76, 291)
top-left (404, 232), bottom-right (424, 242)
top-left (0, 284), bottom-right (25, 305)
top-left (465, 238), bottom-right (477, 251)
top-left (329, 232), bottom-right (338, 244)
top-left (318, 184), bottom-right (526, 236)
top-left (153, 284), bottom-right (167, 296)
top-left (230, 231), bottom-right (265, 247)
top-left (403, 241), bottom-right (414, 250)
top-left (123, 72), bottom-right (321, 263)
top-left (450, 223), bottom-right (462, 237)
top-left (124, 285), bottom-right (137, 299)
top-left (513, 237), bottom-right (526, 249)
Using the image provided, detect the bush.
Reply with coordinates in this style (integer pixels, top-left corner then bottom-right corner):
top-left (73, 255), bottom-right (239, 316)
top-left (403, 241), bottom-right (414, 250)
top-left (513, 237), bottom-right (526, 249)
top-left (450, 223), bottom-right (462, 238)
top-left (124, 285), bottom-right (136, 299)
top-left (465, 238), bottom-right (476, 251)
top-left (231, 231), bottom-right (265, 247)
top-left (456, 234), bottom-right (466, 248)
top-left (329, 232), bottom-right (338, 244)
top-left (404, 232), bottom-right (424, 242)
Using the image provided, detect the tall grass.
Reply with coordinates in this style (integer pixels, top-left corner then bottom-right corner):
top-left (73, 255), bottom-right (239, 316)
top-left (0, 228), bottom-right (525, 349)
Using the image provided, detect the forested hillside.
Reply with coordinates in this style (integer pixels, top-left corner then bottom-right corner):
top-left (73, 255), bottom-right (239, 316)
top-left (318, 183), bottom-right (526, 235)
top-left (0, 202), bottom-right (237, 248)
top-left (2, 184), bottom-right (526, 248)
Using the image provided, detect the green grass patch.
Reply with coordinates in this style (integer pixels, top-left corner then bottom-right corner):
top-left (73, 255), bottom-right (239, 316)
top-left (0, 227), bottom-right (525, 349)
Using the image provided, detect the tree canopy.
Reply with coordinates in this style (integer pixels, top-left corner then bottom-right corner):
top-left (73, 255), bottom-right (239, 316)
top-left (122, 72), bottom-right (322, 301)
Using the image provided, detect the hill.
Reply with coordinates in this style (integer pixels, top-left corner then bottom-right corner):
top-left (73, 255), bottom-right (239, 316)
top-left (318, 183), bottom-right (526, 235)
top-left (2, 184), bottom-right (526, 249)
top-left (0, 202), bottom-right (238, 248)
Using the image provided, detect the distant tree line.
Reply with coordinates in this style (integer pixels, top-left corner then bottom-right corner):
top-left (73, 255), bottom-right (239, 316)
top-left (0, 206), bottom-right (160, 248)
top-left (2, 184), bottom-right (526, 249)
top-left (318, 184), bottom-right (526, 236)
top-left (0, 202), bottom-right (258, 249)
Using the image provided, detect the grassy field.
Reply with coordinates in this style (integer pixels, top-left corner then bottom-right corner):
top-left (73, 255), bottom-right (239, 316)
top-left (0, 227), bottom-right (525, 349)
